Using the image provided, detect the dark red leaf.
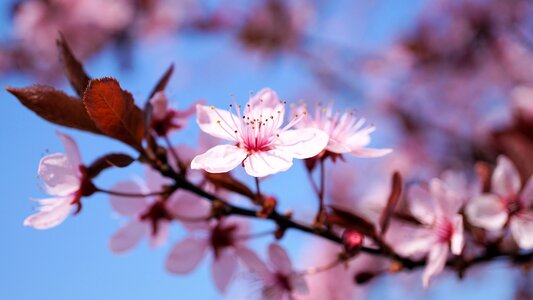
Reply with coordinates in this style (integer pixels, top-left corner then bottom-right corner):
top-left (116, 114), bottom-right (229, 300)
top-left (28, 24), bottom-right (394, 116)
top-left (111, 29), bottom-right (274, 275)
top-left (379, 171), bottom-right (402, 235)
top-left (83, 78), bottom-right (145, 149)
top-left (326, 205), bottom-right (378, 239)
top-left (56, 34), bottom-right (91, 97)
top-left (6, 85), bottom-right (101, 134)
top-left (87, 153), bottom-right (135, 178)
top-left (204, 172), bottom-right (256, 200)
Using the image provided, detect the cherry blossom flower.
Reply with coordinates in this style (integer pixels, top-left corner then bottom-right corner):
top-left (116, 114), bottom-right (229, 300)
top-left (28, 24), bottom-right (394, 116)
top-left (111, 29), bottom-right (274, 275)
top-left (166, 217), bottom-right (252, 293)
top-left (109, 167), bottom-right (209, 253)
top-left (294, 103), bottom-right (392, 158)
top-left (466, 156), bottom-right (533, 249)
top-left (149, 91), bottom-right (196, 136)
top-left (239, 243), bottom-right (308, 300)
top-left (389, 176), bottom-right (465, 287)
top-left (191, 88), bottom-right (329, 177)
top-left (24, 132), bottom-right (94, 229)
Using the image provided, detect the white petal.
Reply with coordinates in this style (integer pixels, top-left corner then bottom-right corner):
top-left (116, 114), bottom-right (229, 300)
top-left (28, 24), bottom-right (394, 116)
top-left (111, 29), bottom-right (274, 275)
top-left (450, 215), bottom-right (464, 255)
top-left (430, 178), bottom-right (462, 217)
top-left (56, 131), bottom-right (82, 174)
top-left (349, 147), bottom-right (393, 158)
top-left (465, 194), bottom-right (507, 230)
top-left (166, 238), bottom-right (208, 274)
top-left (492, 155), bottom-right (521, 198)
top-left (326, 138), bottom-right (352, 154)
top-left (268, 243), bottom-right (292, 275)
top-left (276, 128), bottom-right (328, 159)
top-left (408, 184), bottom-right (436, 225)
top-left (393, 228), bottom-right (435, 257)
top-left (247, 88), bottom-right (284, 127)
top-left (520, 176), bottom-right (533, 206)
top-left (23, 197), bottom-right (72, 230)
top-left (212, 249), bottom-right (238, 293)
top-left (191, 145), bottom-right (247, 173)
top-left (243, 150), bottom-right (293, 177)
top-left (109, 221), bottom-right (148, 254)
top-left (196, 104), bottom-right (240, 142)
top-left (38, 153), bottom-right (80, 196)
top-left (510, 214), bottom-right (533, 249)
top-left (422, 244), bottom-right (448, 288)
top-left (108, 181), bottom-right (148, 216)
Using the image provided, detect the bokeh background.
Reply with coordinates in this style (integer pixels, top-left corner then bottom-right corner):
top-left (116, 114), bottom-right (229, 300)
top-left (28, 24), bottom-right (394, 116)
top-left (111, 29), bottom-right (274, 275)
top-left (1, 0), bottom-right (532, 299)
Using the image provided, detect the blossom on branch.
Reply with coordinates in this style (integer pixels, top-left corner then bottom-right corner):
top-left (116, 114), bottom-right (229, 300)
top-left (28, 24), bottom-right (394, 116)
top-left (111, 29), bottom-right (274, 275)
top-left (239, 243), bottom-right (308, 300)
top-left (191, 88), bottom-right (328, 177)
top-left (149, 91), bottom-right (196, 136)
top-left (466, 156), bottom-right (533, 249)
top-left (24, 132), bottom-right (94, 229)
top-left (294, 103), bottom-right (392, 158)
top-left (389, 174), bottom-right (466, 287)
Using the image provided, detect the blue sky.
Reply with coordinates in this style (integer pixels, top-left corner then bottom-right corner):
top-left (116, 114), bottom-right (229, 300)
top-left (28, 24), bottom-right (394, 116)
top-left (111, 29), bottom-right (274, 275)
top-left (0, 0), bottom-right (521, 299)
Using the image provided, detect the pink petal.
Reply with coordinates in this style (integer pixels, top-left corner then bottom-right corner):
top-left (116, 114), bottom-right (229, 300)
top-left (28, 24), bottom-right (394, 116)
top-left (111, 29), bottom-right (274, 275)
top-left (492, 155), bottom-right (521, 198)
top-left (510, 213), bottom-right (533, 249)
top-left (326, 138), bottom-right (352, 154)
top-left (392, 227), bottom-right (435, 257)
top-left (247, 88), bottom-right (285, 127)
top-left (243, 150), bottom-right (293, 177)
top-left (56, 131), bottom-right (82, 174)
top-left (422, 244), bottom-right (448, 288)
top-left (268, 243), bottom-right (292, 275)
top-left (520, 176), bottom-right (533, 206)
top-left (430, 178), bottom-right (462, 217)
top-left (167, 190), bottom-right (211, 230)
top-left (407, 184), bottom-right (436, 225)
top-left (276, 128), bottom-right (329, 159)
top-left (166, 238), bottom-right (208, 274)
top-left (108, 181), bottom-right (148, 216)
top-left (465, 194), bottom-right (507, 230)
top-left (149, 220), bottom-right (169, 248)
top-left (235, 247), bottom-right (271, 281)
top-left (144, 166), bottom-right (169, 193)
top-left (109, 221), bottom-right (148, 254)
top-left (23, 196), bottom-right (72, 230)
top-left (289, 273), bottom-right (309, 295)
top-left (38, 153), bottom-right (81, 196)
top-left (349, 147), bottom-right (393, 158)
top-left (196, 104), bottom-right (240, 142)
top-left (191, 144), bottom-right (247, 173)
top-left (149, 91), bottom-right (168, 120)
top-left (212, 249), bottom-right (238, 292)
top-left (450, 215), bottom-right (464, 255)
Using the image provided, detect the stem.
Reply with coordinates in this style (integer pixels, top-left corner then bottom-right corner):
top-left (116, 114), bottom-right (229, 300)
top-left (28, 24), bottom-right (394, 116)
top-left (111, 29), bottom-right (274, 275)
top-left (315, 158), bottom-right (326, 223)
top-left (255, 177), bottom-right (262, 199)
top-left (96, 188), bottom-right (169, 198)
top-left (300, 257), bottom-right (343, 276)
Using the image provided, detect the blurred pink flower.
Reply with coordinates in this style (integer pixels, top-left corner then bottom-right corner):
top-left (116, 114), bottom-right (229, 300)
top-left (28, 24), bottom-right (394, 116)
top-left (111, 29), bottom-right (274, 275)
top-left (295, 103), bottom-right (391, 158)
top-left (239, 243), bottom-right (308, 300)
top-left (149, 91), bottom-right (196, 136)
top-left (166, 217), bottom-right (251, 293)
top-left (390, 176), bottom-right (465, 287)
top-left (109, 167), bottom-right (209, 253)
top-left (466, 156), bottom-right (533, 249)
top-left (24, 132), bottom-right (92, 229)
top-left (191, 88), bottom-right (328, 177)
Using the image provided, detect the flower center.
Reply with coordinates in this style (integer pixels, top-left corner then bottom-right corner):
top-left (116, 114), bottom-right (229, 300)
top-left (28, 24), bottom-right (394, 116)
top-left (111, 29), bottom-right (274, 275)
top-left (210, 223), bottom-right (238, 259)
top-left (140, 200), bottom-right (173, 236)
top-left (504, 194), bottom-right (522, 216)
top-left (435, 218), bottom-right (454, 243)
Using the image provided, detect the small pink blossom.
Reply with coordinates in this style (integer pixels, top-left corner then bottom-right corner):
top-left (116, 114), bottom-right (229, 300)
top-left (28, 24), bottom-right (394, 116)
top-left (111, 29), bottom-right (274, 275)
top-left (24, 132), bottom-right (93, 229)
top-left (239, 243), bottom-right (308, 300)
top-left (166, 217), bottom-right (252, 293)
top-left (191, 88), bottom-right (329, 177)
top-left (294, 103), bottom-right (392, 158)
top-left (149, 91), bottom-right (197, 136)
top-left (109, 167), bottom-right (209, 253)
top-left (390, 175), bottom-right (465, 287)
top-left (466, 156), bottom-right (533, 249)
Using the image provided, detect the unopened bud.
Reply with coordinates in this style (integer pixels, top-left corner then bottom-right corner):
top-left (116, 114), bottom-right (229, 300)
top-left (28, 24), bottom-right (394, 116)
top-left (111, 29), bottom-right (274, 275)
top-left (342, 229), bottom-right (364, 255)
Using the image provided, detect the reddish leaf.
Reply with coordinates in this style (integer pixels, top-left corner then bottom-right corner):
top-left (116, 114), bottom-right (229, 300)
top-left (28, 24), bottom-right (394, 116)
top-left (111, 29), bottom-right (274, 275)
top-left (87, 153), bottom-right (135, 178)
top-left (57, 34), bottom-right (91, 97)
top-left (6, 85), bottom-right (101, 134)
top-left (205, 172), bottom-right (256, 200)
top-left (379, 171), bottom-right (402, 235)
top-left (326, 205), bottom-right (378, 239)
top-left (83, 78), bottom-right (145, 149)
